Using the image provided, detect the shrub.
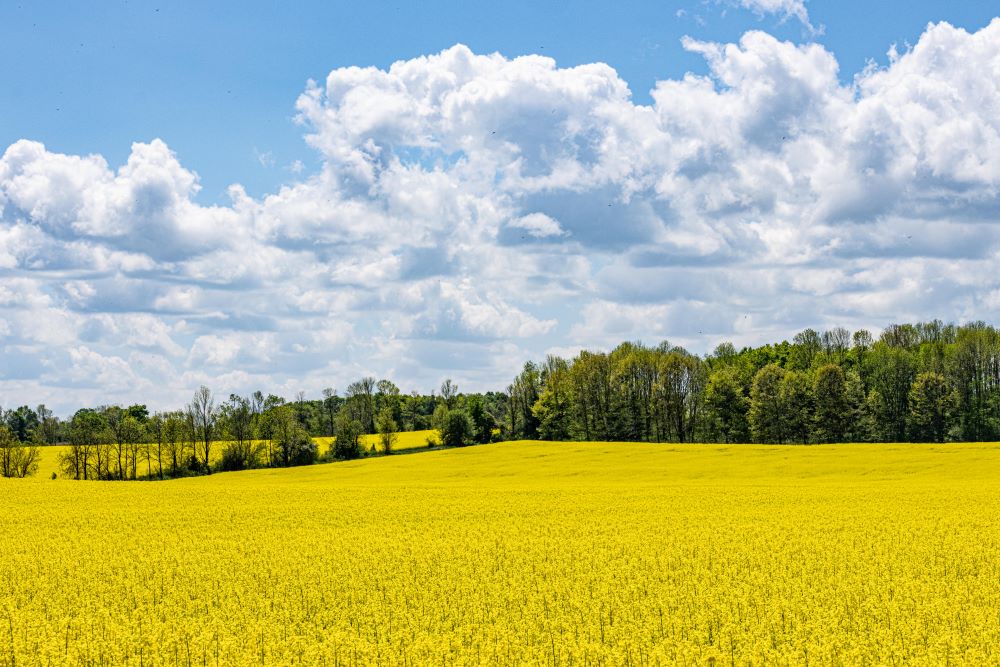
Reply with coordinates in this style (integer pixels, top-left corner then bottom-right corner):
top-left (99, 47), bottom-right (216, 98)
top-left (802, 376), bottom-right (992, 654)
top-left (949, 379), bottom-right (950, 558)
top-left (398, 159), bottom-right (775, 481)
top-left (440, 410), bottom-right (474, 448)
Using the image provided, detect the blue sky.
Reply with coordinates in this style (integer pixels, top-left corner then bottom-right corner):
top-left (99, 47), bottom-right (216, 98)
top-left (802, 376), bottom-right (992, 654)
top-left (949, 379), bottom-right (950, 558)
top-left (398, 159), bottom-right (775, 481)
top-left (3, 1), bottom-right (995, 202)
top-left (2, 1), bottom-right (1000, 413)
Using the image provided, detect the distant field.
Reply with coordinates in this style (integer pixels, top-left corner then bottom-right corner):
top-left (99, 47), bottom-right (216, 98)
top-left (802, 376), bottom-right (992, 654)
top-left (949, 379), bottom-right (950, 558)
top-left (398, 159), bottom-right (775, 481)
top-left (33, 429), bottom-right (439, 478)
top-left (318, 428), bottom-right (439, 456)
top-left (4, 441), bottom-right (1000, 664)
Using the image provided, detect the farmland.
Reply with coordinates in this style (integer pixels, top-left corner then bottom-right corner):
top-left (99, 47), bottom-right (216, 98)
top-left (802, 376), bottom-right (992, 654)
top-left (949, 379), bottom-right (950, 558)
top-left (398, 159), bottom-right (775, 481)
top-left (3, 441), bottom-right (1000, 665)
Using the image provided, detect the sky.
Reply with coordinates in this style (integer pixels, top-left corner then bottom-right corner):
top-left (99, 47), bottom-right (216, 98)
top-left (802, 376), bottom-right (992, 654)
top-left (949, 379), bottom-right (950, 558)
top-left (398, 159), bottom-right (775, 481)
top-left (1, 0), bottom-right (1000, 415)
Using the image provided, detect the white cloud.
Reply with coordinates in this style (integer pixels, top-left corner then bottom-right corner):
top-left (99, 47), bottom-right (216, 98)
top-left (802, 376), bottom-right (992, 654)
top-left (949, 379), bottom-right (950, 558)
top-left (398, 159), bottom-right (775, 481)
top-left (508, 213), bottom-right (567, 238)
top-left (731, 0), bottom-right (818, 34)
top-left (3, 21), bottom-right (1000, 413)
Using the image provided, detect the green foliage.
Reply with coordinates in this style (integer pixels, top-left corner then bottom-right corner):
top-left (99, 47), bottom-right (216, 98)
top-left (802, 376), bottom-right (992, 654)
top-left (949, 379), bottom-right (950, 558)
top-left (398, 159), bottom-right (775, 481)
top-left (332, 411), bottom-right (363, 460)
top-left (376, 406), bottom-right (399, 455)
top-left (812, 364), bottom-right (849, 443)
top-left (704, 367), bottom-right (749, 444)
top-left (33, 319), bottom-right (1000, 469)
top-left (440, 410), bottom-right (474, 448)
top-left (908, 372), bottom-right (958, 442)
top-left (466, 395), bottom-right (496, 444)
top-left (4, 405), bottom-right (39, 442)
top-left (749, 364), bottom-right (787, 443)
top-left (844, 370), bottom-right (870, 442)
top-left (532, 356), bottom-right (572, 441)
top-left (507, 362), bottom-right (542, 439)
top-left (276, 429), bottom-right (317, 467)
top-left (788, 329), bottom-right (822, 371)
top-left (778, 371), bottom-right (812, 444)
top-left (345, 378), bottom-right (377, 434)
top-left (865, 342), bottom-right (917, 441)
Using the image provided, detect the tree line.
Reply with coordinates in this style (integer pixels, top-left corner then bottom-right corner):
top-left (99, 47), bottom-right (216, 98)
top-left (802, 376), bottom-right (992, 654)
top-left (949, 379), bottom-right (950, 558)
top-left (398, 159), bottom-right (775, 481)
top-left (507, 321), bottom-right (997, 445)
top-left (3, 320), bottom-right (1000, 479)
top-left (0, 378), bottom-right (502, 479)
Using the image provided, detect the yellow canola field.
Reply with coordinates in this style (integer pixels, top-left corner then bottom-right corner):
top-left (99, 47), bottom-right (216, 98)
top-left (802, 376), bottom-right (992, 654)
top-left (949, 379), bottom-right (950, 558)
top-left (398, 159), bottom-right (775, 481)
top-left (33, 430), bottom-right (439, 478)
top-left (317, 428), bottom-right (439, 456)
top-left (3, 441), bottom-right (1000, 665)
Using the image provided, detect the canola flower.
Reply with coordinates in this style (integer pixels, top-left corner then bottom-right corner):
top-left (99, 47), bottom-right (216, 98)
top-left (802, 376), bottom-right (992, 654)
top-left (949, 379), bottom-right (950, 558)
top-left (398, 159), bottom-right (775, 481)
top-left (2, 441), bottom-right (999, 665)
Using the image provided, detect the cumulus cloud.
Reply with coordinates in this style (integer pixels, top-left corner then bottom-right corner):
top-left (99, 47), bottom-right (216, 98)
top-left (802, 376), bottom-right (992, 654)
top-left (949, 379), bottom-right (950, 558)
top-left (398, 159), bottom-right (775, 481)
top-left (3, 20), bottom-right (1000, 413)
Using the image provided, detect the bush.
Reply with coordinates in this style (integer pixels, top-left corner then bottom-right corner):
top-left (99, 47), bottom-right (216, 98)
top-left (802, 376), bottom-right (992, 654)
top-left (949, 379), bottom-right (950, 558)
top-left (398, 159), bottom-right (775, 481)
top-left (219, 441), bottom-right (261, 472)
top-left (440, 410), bottom-right (474, 448)
top-left (272, 428), bottom-right (317, 467)
top-left (332, 413), bottom-right (364, 460)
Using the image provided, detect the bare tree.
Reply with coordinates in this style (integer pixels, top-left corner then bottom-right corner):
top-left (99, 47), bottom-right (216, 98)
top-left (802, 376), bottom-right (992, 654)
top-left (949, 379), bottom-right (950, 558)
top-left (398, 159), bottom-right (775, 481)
top-left (346, 377), bottom-right (377, 433)
top-left (822, 327), bottom-right (852, 362)
top-left (189, 386), bottom-right (217, 471)
top-left (321, 388), bottom-right (338, 436)
top-left (440, 378), bottom-right (458, 409)
top-left (35, 404), bottom-right (60, 444)
top-left (163, 413), bottom-right (185, 476)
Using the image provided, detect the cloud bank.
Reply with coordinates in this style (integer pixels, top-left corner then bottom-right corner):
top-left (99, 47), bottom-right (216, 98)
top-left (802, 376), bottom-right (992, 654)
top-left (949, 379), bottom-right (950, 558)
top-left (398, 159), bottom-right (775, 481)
top-left (3, 19), bottom-right (1000, 412)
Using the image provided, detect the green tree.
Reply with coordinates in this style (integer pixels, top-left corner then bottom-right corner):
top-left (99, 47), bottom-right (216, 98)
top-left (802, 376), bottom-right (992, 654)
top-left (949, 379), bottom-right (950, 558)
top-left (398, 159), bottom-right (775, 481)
top-left (863, 343), bottom-right (916, 441)
top-left (440, 410), bottom-right (473, 447)
top-left (4, 405), bottom-right (39, 442)
top-left (332, 411), bottom-right (363, 460)
top-left (162, 413), bottom-right (186, 476)
top-left (269, 405), bottom-right (317, 466)
top-left (844, 370), bottom-right (871, 442)
top-left (533, 356), bottom-right (572, 441)
top-left (779, 370), bottom-right (813, 444)
top-left (788, 329), bottom-right (822, 371)
top-left (375, 380), bottom-right (402, 425)
top-left (567, 351), bottom-right (614, 441)
top-left (467, 395), bottom-right (496, 444)
top-left (120, 415), bottom-right (146, 479)
top-left (103, 406), bottom-right (129, 479)
top-left (812, 364), bottom-right (849, 443)
top-left (704, 367), bottom-right (749, 444)
top-left (947, 323), bottom-right (1000, 441)
top-left (506, 362), bottom-right (541, 439)
top-left (376, 406), bottom-right (399, 455)
top-left (220, 395), bottom-right (260, 471)
top-left (612, 343), bottom-right (657, 441)
top-left (431, 403), bottom-right (450, 433)
top-left (749, 364), bottom-right (786, 443)
top-left (908, 372), bottom-right (957, 442)
top-left (60, 410), bottom-right (106, 480)
top-left (655, 351), bottom-right (707, 443)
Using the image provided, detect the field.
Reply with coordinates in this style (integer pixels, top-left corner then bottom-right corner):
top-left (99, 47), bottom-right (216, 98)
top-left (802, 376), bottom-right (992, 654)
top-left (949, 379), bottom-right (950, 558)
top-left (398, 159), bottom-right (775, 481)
top-left (3, 441), bottom-right (1000, 665)
top-left (315, 429), bottom-right (439, 456)
top-left (32, 430), bottom-right (439, 479)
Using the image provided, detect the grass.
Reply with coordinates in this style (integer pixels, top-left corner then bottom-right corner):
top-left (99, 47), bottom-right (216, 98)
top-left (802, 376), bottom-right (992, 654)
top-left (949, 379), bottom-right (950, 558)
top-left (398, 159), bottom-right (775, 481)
top-left (2, 441), bottom-right (1000, 664)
